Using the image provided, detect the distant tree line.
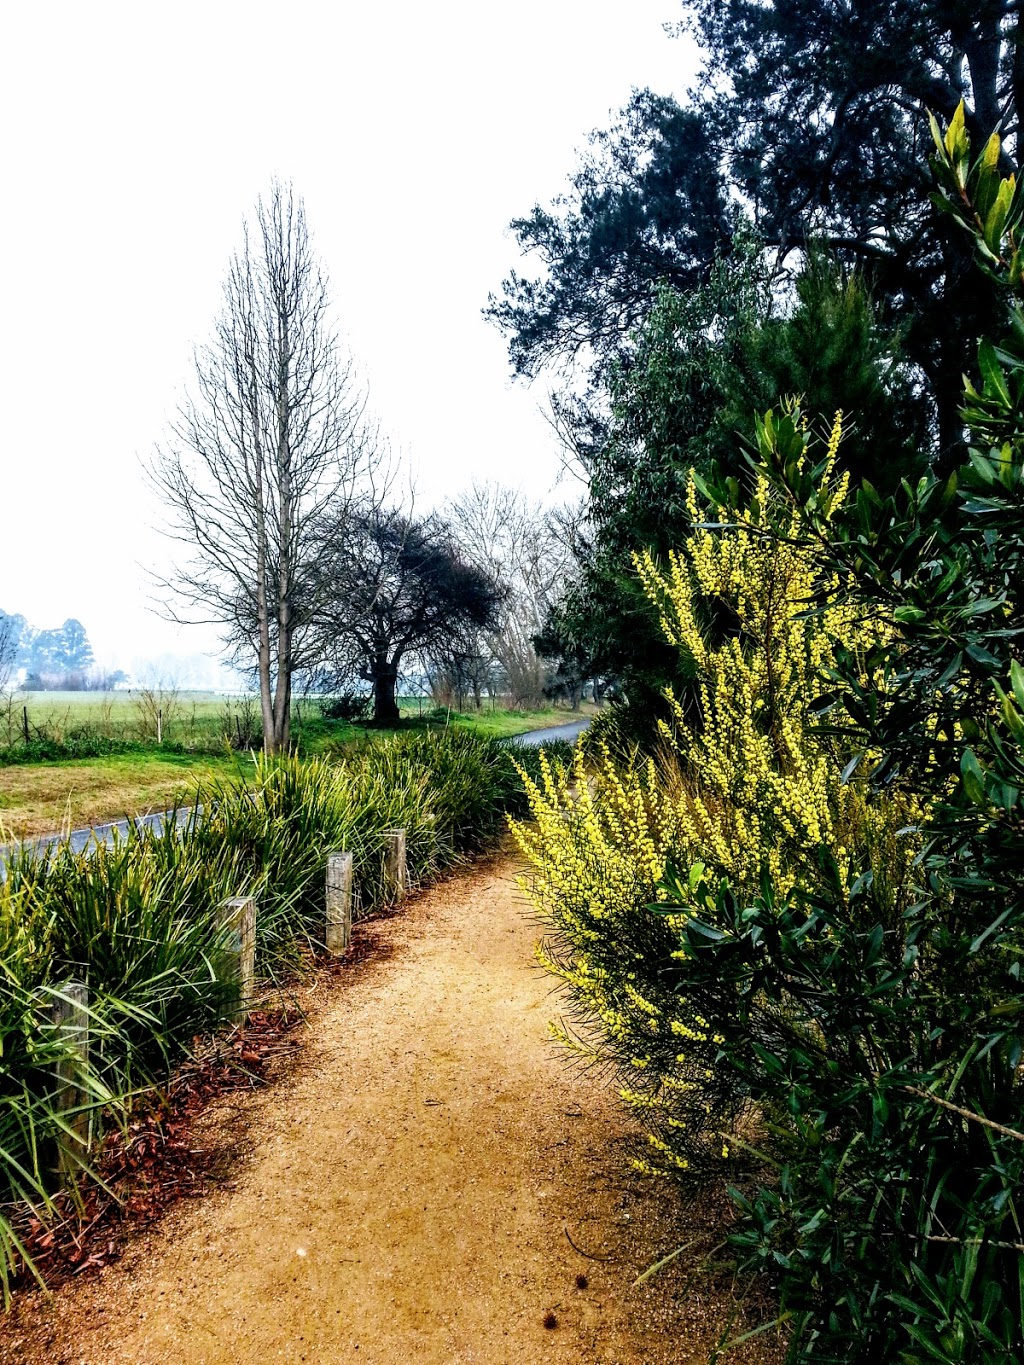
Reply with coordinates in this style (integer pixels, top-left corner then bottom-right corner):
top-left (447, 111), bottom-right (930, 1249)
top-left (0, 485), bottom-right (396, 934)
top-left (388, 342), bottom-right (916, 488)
top-left (0, 611), bottom-right (119, 690)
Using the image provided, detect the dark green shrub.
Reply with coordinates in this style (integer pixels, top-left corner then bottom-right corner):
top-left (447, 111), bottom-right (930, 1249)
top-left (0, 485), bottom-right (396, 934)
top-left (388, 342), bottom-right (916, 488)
top-left (317, 692), bottom-right (372, 723)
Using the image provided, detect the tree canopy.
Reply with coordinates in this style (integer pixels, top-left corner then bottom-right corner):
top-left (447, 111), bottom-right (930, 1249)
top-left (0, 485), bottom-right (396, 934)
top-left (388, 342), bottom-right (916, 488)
top-left (151, 180), bottom-right (372, 753)
top-left (533, 243), bottom-right (927, 713)
top-left (0, 612), bottom-right (95, 684)
top-left (309, 506), bottom-right (503, 723)
top-left (490, 3), bottom-right (1023, 466)
top-left (485, 90), bottom-right (731, 381)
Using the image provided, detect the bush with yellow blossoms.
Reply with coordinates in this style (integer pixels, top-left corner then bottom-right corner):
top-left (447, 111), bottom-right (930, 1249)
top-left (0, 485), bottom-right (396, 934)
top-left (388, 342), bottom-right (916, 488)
top-left (512, 408), bottom-right (919, 1174)
top-left (519, 113), bottom-right (1024, 1364)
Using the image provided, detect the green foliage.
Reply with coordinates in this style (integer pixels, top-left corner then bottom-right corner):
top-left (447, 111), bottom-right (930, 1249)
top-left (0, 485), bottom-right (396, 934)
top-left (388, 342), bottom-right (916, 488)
top-left (492, 7), bottom-right (1015, 464)
top-left (674, 109), bottom-right (1024, 1362)
top-left (484, 90), bottom-right (732, 379)
top-left (516, 442), bottom-right (917, 1196)
top-left (522, 107), bottom-right (1024, 1360)
top-left (317, 692), bottom-right (372, 723)
top-left (656, 857), bottom-right (1024, 1363)
top-left (723, 248), bottom-right (928, 490)
top-left (540, 240), bottom-right (925, 729)
top-left (0, 736), bottom-right (204, 766)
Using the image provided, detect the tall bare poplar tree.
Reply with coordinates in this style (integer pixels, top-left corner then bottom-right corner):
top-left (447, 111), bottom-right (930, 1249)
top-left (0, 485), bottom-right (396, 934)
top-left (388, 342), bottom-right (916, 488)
top-left (151, 181), bottom-right (370, 751)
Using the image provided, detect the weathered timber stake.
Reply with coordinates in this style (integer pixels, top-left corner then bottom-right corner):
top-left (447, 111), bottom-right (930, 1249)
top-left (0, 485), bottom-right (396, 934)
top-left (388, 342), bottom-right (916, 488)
top-left (218, 895), bottom-right (256, 1020)
top-left (384, 827), bottom-right (407, 902)
top-left (52, 981), bottom-right (90, 1180)
top-left (326, 851), bottom-right (353, 955)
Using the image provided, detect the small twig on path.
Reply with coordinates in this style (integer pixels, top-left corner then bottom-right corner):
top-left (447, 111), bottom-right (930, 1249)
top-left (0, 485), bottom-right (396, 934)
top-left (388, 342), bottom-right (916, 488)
top-left (564, 1225), bottom-right (616, 1262)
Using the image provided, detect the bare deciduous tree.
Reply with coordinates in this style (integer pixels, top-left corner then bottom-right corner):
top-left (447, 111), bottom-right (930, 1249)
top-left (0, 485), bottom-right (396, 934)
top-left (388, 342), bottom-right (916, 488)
top-left (445, 483), bottom-right (576, 706)
top-left (0, 612), bottom-right (16, 692)
top-left (150, 180), bottom-right (373, 752)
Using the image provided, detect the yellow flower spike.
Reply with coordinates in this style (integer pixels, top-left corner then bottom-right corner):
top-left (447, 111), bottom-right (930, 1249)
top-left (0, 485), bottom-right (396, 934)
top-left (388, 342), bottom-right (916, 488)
top-left (516, 417), bottom-right (924, 1181)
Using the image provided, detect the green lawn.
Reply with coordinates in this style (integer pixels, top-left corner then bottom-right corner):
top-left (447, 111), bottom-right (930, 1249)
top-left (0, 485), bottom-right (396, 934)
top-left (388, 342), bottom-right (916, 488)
top-left (0, 750), bottom-right (246, 840)
top-left (2, 690), bottom-right (238, 749)
top-left (0, 701), bottom-right (591, 837)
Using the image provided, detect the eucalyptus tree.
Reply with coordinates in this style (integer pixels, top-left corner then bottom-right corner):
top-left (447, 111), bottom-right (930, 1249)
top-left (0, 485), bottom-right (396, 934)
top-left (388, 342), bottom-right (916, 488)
top-left (151, 180), bottom-right (373, 752)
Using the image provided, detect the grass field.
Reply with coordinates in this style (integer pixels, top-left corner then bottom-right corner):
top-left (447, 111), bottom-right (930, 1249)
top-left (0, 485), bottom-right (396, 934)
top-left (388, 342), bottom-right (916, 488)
top-left (16, 689), bottom-right (226, 724)
top-left (1, 690), bottom-right (247, 751)
top-left (0, 699), bottom-right (592, 837)
top-left (0, 750), bottom-right (245, 839)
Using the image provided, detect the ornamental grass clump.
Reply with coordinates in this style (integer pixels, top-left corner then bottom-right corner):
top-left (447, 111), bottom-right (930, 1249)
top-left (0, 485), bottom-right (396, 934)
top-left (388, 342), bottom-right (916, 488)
top-left (0, 727), bottom-right (533, 1301)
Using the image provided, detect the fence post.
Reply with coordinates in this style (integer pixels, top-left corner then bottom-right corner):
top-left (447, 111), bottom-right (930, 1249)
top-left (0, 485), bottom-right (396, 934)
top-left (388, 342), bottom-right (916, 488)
top-left (384, 828), bottom-right (407, 903)
top-left (52, 981), bottom-right (90, 1181)
top-left (218, 896), bottom-right (256, 1021)
top-left (326, 851), bottom-right (353, 955)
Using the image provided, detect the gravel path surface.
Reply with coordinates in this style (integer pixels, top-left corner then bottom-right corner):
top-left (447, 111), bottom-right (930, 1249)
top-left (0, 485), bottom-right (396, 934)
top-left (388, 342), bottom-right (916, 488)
top-left (1, 855), bottom-right (779, 1365)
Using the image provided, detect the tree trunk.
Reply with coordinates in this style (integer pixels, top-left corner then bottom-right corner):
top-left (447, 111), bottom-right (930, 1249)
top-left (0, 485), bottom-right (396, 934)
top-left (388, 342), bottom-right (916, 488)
top-left (1014, 15), bottom-right (1024, 166)
top-left (963, 20), bottom-right (1003, 153)
top-left (270, 311), bottom-right (293, 754)
top-left (256, 512), bottom-right (275, 755)
top-left (934, 329), bottom-right (969, 478)
top-left (372, 659), bottom-right (401, 724)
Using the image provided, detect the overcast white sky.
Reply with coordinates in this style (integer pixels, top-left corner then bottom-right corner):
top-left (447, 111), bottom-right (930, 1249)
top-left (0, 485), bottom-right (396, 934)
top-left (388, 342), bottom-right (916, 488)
top-left (0, 1), bottom-right (700, 682)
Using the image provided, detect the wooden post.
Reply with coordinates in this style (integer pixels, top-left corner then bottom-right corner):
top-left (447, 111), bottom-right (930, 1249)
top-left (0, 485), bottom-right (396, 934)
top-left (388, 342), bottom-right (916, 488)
top-left (384, 828), bottom-right (407, 903)
top-left (157, 707), bottom-right (163, 744)
top-left (326, 851), bottom-right (353, 955)
top-left (218, 896), bottom-right (256, 1021)
top-left (51, 981), bottom-right (90, 1180)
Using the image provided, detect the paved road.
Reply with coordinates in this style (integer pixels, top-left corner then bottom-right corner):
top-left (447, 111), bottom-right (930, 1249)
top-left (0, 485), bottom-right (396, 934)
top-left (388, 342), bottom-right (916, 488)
top-left (0, 809), bottom-right (194, 871)
top-left (1, 719), bottom-right (589, 868)
top-left (513, 718), bottom-right (590, 746)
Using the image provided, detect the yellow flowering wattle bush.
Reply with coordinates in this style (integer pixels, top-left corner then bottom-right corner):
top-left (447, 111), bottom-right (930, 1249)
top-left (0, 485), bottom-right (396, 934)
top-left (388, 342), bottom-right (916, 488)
top-left (513, 413), bottom-right (920, 1173)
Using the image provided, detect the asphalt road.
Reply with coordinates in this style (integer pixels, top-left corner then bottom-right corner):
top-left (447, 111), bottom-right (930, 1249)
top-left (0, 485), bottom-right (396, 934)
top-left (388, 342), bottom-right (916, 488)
top-left (0, 718), bottom-right (589, 868)
top-left (512, 718), bottom-right (590, 746)
top-left (0, 808), bottom-right (194, 872)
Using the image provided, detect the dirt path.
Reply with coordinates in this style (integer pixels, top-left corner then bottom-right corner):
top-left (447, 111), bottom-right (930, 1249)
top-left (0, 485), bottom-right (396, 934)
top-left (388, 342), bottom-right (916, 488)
top-left (2, 857), bottom-right (779, 1365)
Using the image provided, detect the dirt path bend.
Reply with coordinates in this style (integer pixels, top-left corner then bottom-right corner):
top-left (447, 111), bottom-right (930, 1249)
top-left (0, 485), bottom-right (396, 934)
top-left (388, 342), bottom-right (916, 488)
top-left (2, 858), bottom-right (779, 1365)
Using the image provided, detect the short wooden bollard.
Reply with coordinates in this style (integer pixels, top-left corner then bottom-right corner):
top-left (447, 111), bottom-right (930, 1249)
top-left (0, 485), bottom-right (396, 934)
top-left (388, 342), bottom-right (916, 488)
top-left (326, 851), bottom-right (353, 955)
top-left (384, 827), bottom-right (407, 903)
top-left (218, 896), bottom-right (256, 1021)
top-left (52, 981), bottom-right (90, 1180)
